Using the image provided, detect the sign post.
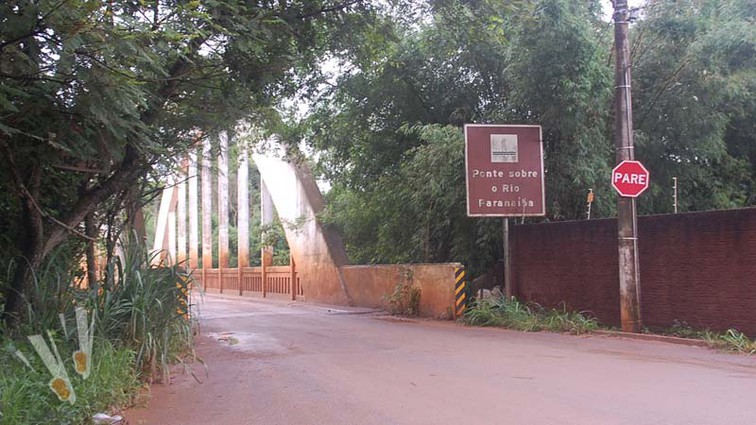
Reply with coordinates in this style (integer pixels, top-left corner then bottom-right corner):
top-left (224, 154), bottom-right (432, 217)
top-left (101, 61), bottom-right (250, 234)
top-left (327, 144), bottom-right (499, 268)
top-left (613, 0), bottom-right (643, 332)
top-left (465, 124), bottom-right (545, 298)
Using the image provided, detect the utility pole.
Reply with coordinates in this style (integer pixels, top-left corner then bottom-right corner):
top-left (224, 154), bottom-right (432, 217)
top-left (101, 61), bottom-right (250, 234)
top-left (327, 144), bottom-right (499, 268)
top-left (613, 0), bottom-right (642, 332)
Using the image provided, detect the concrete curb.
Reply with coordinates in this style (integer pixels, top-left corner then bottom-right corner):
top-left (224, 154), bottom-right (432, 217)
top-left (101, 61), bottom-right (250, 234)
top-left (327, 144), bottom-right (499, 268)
top-left (198, 291), bottom-right (384, 315)
top-left (593, 330), bottom-right (711, 348)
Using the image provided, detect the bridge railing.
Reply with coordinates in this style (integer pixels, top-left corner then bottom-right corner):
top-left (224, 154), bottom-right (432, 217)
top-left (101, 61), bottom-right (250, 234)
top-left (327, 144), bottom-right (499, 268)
top-left (192, 266), bottom-right (302, 300)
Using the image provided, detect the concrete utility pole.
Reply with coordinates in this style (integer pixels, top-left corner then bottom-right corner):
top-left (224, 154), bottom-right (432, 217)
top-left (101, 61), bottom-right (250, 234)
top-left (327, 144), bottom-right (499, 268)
top-left (613, 0), bottom-right (642, 332)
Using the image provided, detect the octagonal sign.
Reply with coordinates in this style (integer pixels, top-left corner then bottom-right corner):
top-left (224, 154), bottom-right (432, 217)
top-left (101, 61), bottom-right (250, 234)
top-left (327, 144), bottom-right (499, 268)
top-left (612, 160), bottom-right (650, 197)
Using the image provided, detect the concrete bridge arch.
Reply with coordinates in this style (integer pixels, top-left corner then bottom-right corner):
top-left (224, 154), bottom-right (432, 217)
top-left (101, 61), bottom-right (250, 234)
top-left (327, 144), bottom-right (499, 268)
top-left (153, 133), bottom-right (460, 318)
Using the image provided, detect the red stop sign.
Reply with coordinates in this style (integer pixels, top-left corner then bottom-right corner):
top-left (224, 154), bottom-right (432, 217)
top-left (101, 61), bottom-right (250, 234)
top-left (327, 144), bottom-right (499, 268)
top-left (612, 160), bottom-right (650, 197)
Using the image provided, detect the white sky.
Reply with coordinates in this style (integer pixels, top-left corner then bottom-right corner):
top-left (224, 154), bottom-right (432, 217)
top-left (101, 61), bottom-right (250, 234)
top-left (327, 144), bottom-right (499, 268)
top-left (601, 0), bottom-right (646, 19)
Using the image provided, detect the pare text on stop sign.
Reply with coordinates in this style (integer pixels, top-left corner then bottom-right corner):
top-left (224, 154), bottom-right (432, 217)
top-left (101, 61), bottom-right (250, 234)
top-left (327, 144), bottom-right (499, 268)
top-left (613, 172), bottom-right (647, 185)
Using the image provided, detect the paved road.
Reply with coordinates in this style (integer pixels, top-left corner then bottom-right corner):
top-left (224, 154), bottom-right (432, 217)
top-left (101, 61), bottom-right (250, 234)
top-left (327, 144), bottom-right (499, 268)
top-left (126, 295), bottom-right (756, 425)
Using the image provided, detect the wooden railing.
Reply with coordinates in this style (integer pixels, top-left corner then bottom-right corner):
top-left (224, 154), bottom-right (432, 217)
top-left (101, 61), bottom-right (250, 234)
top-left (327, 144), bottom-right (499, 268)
top-left (193, 265), bottom-right (302, 300)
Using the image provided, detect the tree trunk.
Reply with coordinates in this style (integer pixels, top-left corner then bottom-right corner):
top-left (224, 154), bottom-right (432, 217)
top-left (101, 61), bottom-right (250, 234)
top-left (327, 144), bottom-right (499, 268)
top-left (2, 166), bottom-right (44, 327)
top-left (85, 212), bottom-right (98, 292)
top-left (1, 146), bottom-right (144, 327)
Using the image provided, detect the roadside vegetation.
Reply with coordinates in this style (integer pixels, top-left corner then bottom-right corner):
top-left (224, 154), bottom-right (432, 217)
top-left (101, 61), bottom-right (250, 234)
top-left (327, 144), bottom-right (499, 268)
top-left (463, 296), bottom-right (599, 335)
top-left (304, 0), bottom-right (755, 277)
top-left (0, 240), bottom-right (196, 424)
top-left (383, 282), bottom-right (421, 317)
top-left (658, 321), bottom-right (756, 355)
top-left (463, 297), bottom-right (755, 356)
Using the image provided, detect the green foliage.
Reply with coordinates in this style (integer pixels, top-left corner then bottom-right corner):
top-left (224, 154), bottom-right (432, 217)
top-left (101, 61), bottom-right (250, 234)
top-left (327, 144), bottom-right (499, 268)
top-left (464, 296), bottom-right (599, 335)
top-left (93, 237), bottom-right (195, 382)
top-left (300, 0), bottom-right (616, 273)
top-left (664, 320), bottom-right (755, 355)
top-left (505, 0), bottom-right (614, 219)
top-left (6, 247), bottom-right (82, 337)
top-left (382, 283), bottom-right (421, 316)
top-left (0, 233), bottom-right (195, 423)
top-left (1, 0), bottom-right (381, 324)
top-left (632, 0), bottom-right (756, 212)
top-left (719, 329), bottom-right (756, 355)
top-left (298, 0), bottom-right (754, 279)
top-left (0, 338), bottom-right (140, 425)
top-left (320, 124), bottom-right (501, 275)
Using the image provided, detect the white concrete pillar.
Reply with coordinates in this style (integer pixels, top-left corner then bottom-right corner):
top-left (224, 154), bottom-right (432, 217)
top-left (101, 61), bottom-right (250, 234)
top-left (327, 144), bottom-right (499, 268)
top-left (177, 162), bottom-right (187, 267)
top-left (188, 151), bottom-right (200, 269)
top-left (260, 180), bottom-right (275, 267)
top-left (218, 132), bottom-right (230, 268)
top-left (237, 146), bottom-right (250, 268)
top-left (201, 138), bottom-right (213, 269)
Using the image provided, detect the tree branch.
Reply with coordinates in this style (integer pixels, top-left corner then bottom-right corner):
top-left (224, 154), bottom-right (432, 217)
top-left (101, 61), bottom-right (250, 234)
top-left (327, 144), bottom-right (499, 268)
top-left (298, 0), bottom-right (363, 20)
top-left (1, 143), bottom-right (96, 245)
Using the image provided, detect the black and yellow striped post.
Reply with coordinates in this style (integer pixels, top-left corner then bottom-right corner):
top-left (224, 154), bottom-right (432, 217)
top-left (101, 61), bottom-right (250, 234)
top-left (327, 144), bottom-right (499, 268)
top-left (454, 267), bottom-right (467, 319)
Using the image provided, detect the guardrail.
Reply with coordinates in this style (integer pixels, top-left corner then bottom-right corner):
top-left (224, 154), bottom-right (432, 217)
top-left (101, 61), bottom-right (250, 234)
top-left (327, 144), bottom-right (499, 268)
top-left (193, 265), bottom-right (302, 300)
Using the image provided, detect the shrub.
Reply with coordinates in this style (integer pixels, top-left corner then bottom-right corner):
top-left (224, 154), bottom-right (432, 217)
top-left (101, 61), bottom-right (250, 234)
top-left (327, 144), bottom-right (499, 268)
top-left (0, 338), bottom-right (140, 425)
top-left (91, 237), bottom-right (195, 382)
top-left (464, 296), bottom-right (598, 335)
top-left (1, 234), bottom-right (197, 423)
top-left (383, 281), bottom-right (421, 317)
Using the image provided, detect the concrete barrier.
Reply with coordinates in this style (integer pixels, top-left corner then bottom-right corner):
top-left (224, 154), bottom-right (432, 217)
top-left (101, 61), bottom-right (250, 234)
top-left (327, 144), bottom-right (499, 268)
top-left (342, 263), bottom-right (461, 319)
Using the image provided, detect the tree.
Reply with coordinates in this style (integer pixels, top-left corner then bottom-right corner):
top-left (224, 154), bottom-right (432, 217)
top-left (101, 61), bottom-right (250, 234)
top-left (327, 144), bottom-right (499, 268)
top-left (631, 0), bottom-right (755, 212)
top-left (504, 0), bottom-right (614, 219)
top-left (299, 0), bottom-right (615, 272)
top-left (0, 0), bottom-right (378, 326)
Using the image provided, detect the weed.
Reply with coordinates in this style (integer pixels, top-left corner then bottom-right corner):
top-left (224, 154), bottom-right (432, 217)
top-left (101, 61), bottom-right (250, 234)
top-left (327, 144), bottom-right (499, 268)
top-left (0, 338), bottom-right (139, 425)
top-left (719, 329), bottom-right (756, 355)
top-left (383, 269), bottom-right (421, 316)
top-left (661, 321), bottom-right (755, 355)
top-left (0, 233), bottom-right (197, 423)
top-left (91, 236), bottom-right (195, 382)
top-left (464, 296), bottom-right (598, 335)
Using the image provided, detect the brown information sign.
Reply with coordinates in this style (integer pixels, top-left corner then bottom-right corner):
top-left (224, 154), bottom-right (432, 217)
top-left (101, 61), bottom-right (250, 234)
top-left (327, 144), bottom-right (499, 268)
top-left (465, 124), bottom-right (545, 217)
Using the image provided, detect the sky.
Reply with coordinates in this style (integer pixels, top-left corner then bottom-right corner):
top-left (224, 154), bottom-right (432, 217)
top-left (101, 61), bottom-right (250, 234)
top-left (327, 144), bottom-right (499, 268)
top-left (600, 0), bottom-right (646, 19)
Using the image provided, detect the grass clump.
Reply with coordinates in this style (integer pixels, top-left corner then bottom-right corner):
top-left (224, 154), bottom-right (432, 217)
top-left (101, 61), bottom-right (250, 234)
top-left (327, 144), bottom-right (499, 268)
top-left (94, 242), bottom-right (196, 382)
top-left (464, 296), bottom-right (598, 335)
top-left (0, 339), bottom-right (140, 424)
top-left (663, 320), bottom-right (755, 355)
top-left (383, 268), bottom-right (421, 317)
top-left (383, 281), bottom-right (421, 316)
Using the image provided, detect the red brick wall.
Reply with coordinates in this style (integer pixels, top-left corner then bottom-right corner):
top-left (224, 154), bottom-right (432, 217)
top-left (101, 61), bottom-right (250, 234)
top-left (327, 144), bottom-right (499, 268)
top-left (511, 208), bottom-right (756, 336)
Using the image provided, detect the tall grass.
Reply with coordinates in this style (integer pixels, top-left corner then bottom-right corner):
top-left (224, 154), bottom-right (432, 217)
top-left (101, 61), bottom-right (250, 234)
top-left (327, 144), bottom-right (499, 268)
top-left (0, 338), bottom-right (140, 424)
top-left (93, 239), bottom-right (195, 381)
top-left (464, 296), bottom-right (598, 335)
top-left (0, 234), bottom-right (197, 423)
top-left (664, 320), bottom-right (756, 355)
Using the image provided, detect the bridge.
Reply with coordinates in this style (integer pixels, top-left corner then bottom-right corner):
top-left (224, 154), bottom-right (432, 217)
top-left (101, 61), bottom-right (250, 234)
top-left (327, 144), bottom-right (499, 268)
top-left (150, 133), bottom-right (465, 318)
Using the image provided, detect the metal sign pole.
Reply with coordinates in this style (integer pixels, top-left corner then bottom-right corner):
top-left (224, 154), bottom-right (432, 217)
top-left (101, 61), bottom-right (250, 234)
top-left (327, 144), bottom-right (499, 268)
top-left (673, 177), bottom-right (678, 213)
top-left (503, 218), bottom-right (512, 298)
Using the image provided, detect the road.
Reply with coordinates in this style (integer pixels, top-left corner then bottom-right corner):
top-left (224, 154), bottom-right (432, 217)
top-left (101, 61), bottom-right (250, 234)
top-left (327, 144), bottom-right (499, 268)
top-left (126, 295), bottom-right (756, 425)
